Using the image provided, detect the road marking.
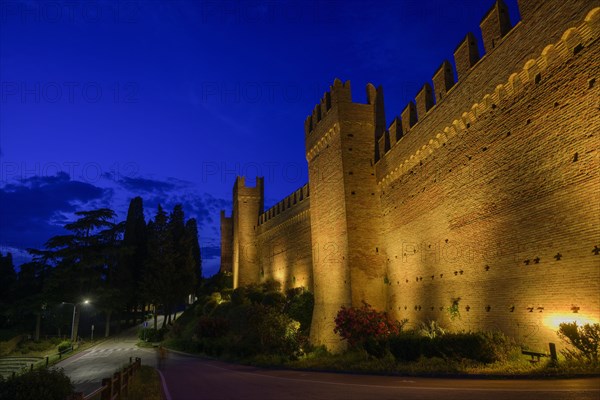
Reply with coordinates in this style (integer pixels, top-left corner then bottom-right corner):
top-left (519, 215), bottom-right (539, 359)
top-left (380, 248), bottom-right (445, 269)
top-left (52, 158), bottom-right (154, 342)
top-left (195, 361), bottom-right (600, 393)
top-left (157, 369), bottom-right (173, 400)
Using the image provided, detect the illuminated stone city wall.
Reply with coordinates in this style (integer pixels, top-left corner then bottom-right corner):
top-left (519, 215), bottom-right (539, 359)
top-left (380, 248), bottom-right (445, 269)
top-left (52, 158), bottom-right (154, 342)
top-left (221, 0), bottom-right (600, 351)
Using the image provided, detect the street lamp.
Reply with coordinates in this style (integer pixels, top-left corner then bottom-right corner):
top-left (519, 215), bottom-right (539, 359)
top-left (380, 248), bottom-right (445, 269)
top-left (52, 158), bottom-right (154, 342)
top-left (63, 299), bottom-right (90, 341)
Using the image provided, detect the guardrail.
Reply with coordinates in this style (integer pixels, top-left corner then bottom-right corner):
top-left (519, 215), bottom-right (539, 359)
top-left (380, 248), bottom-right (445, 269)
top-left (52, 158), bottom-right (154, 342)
top-left (70, 357), bottom-right (141, 400)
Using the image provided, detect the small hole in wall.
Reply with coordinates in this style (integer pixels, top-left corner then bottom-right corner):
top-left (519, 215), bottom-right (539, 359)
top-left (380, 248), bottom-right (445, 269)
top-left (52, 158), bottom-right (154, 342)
top-left (554, 253), bottom-right (562, 261)
top-left (348, 134), bottom-right (354, 137)
top-left (589, 78), bottom-right (596, 89)
top-left (534, 73), bottom-right (541, 84)
top-left (349, 171), bottom-right (353, 175)
top-left (554, 102), bottom-right (560, 107)
top-left (573, 44), bottom-right (583, 54)
top-left (486, 305), bottom-right (491, 312)
top-left (375, 247), bottom-right (378, 253)
top-left (491, 104), bottom-right (497, 109)
top-left (465, 305), bottom-right (470, 312)
top-left (349, 148), bottom-right (353, 151)
top-left (430, 306), bottom-right (434, 311)
top-left (509, 306), bottom-right (515, 312)
top-left (506, 131), bottom-right (511, 137)
top-left (485, 265), bottom-right (490, 271)
top-left (466, 123), bottom-right (470, 129)
top-left (482, 147), bottom-right (487, 152)
top-left (573, 152), bottom-right (578, 162)
top-left (526, 119), bottom-right (531, 125)
top-left (440, 273), bottom-right (443, 278)
top-left (351, 191), bottom-right (356, 195)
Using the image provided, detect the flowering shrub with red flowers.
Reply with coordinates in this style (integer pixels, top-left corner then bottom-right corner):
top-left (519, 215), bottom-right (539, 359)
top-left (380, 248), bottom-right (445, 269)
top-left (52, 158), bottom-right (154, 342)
top-left (334, 302), bottom-right (407, 350)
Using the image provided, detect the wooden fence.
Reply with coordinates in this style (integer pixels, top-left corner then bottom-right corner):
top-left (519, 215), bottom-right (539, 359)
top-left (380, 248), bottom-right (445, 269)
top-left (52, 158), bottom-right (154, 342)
top-left (70, 357), bottom-right (142, 400)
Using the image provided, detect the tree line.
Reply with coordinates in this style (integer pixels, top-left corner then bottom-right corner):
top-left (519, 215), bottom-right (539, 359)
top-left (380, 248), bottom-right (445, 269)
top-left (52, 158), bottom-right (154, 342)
top-left (0, 197), bottom-right (202, 341)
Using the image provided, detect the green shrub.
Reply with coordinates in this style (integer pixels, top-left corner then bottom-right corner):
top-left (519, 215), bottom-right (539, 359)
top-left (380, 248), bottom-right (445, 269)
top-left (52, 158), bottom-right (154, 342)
top-left (57, 340), bottom-right (72, 353)
top-left (211, 301), bottom-right (234, 319)
top-left (138, 328), bottom-right (167, 342)
top-left (259, 310), bottom-right (302, 357)
top-left (430, 331), bottom-right (515, 363)
top-left (261, 291), bottom-right (286, 309)
top-left (557, 322), bottom-right (600, 364)
top-left (196, 316), bottom-right (229, 338)
top-left (285, 290), bottom-right (314, 334)
top-left (387, 330), bottom-right (516, 364)
top-left (418, 320), bottom-right (446, 339)
top-left (231, 287), bottom-right (249, 305)
top-left (0, 368), bottom-right (73, 400)
top-left (388, 333), bottom-right (429, 362)
top-left (202, 300), bottom-right (219, 315)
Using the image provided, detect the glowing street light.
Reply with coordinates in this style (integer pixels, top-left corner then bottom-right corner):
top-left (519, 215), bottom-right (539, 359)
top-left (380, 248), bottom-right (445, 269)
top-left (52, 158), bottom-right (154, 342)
top-left (63, 299), bottom-right (90, 341)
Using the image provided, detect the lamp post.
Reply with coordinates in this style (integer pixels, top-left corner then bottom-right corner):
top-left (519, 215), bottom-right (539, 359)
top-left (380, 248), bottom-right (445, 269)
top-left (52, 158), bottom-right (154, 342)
top-left (63, 300), bottom-right (89, 341)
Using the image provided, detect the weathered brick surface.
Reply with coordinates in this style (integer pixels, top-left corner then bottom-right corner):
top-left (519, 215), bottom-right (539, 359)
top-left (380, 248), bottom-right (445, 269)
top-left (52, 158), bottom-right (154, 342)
top-left (221, 1), bottom-right (600, 351)
top-left (257, 185), bottom-right (313, 291)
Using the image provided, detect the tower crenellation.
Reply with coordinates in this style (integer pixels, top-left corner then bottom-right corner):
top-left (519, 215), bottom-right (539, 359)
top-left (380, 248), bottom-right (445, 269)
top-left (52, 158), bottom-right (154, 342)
top-left (453, 32), bottom-right (481, 81)
top-left (480, 0), bottom-right (512, 53)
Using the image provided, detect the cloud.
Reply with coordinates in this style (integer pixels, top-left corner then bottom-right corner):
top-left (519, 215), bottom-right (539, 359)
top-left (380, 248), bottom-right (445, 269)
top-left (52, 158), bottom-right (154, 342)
top-left (118, 176), bottom-right (179, 193)
top-left (201, 245), bottom-right (220, 260)
top-left (0, 171), bottom-right (228, 276)
top-left (0, 172), bottom-right (112, 251)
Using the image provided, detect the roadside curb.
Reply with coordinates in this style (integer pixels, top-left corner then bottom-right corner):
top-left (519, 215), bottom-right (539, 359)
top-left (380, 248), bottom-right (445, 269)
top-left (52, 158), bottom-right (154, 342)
top-left (157, 368), bottom-right (172, 400)
top-left (160, 347), bottom-right (600, 380)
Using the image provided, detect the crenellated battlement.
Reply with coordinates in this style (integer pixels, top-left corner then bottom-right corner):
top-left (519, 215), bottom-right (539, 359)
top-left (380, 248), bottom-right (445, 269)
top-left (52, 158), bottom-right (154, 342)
top-left (372, 1), bottom-right (518, 164)
top-left (233, 176), bottom-right (264, 201)
top-left (304, 78), bottom-right (351, 137)
top-left (258, 184), bottom-right (310, 226)
top-left (377, 6), bottom-right (599, 185)
top-left (305, 79), bottom-right (385, 163)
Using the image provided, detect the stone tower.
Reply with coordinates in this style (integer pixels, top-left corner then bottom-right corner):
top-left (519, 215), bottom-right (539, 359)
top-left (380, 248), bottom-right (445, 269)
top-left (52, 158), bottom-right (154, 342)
top-left (304, 79), bottom-right (387, 350)
top-left (231, 176), bottom-right (264, 288)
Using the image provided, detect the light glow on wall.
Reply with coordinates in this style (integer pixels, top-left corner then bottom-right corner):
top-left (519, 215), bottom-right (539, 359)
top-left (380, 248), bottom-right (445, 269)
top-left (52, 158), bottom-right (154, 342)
top-left (543, 313), bottom-right (599, 330)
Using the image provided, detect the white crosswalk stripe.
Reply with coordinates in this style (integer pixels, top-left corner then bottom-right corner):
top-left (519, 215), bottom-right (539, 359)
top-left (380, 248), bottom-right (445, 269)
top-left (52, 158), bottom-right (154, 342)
top-left (79, 347), bottom-right (136, 359)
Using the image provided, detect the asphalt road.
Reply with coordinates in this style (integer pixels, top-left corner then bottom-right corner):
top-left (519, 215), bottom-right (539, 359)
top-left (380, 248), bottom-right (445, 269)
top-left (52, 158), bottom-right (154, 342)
top-left (56, 319), bottom-right (600, 400)
top-left (159, 354), bottom-right (600, 400)
top-left (55, 318), bottom-right (162, 394)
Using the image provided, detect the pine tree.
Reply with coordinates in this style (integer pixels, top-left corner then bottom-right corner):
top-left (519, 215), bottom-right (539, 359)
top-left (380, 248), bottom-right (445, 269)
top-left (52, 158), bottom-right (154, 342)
top-left (0, 252), bottom-right (17, 327)
top-left (121, 197), bottom-right (147, 326)
top-left (185, 218), bottom-right (202, 295)
top-left (43, 208), bottom-right (117, 340)
top-left (142, 205), bottom-right (175, 329)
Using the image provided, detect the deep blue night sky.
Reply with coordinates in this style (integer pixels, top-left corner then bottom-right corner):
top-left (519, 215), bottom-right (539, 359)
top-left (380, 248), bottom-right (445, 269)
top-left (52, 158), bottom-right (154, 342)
top-left (0, 0), bottom-right (521, 275)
